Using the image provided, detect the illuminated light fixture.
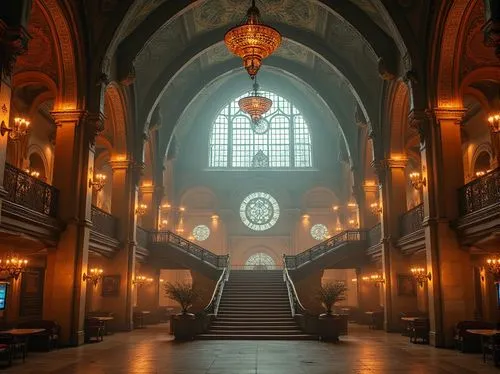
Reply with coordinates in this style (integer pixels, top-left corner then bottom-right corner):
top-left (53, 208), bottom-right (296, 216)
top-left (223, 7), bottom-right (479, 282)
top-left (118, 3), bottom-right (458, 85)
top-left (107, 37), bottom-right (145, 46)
top-left (133, 275), bottom-right (153, 287)
top-left (0, 116), bottom-right (30, 140)
top-left (362, 273), bottom-right (385, 287)
top-left (476, 170), bottom-right (486, 177)
top-left (302, 214), bottom-right (310, 220)
top-left (179, 206), bottom-right (186, 213)
top-left (224, 0), bottom-right (281, 79)
top-left (370, 202), bottom-right (382, 215)
top-left (335, 225), bottom-right (343, 232)
top-left (351, 278), bottom-right (357, 283)
top-left (347, 202), bottom-right (357, 208)
top-left (486, 257), bottom-right (500, 283)
top-left (211, 214), bottom-right (219, 221)
top-left (89, 173), bottom-right (107, 192)
top-left (83, 268), bottom-right (104, 287)
top-left (136, 203), bottom-right (148, 216)
top-left (332, 205), bottom-right (339, 212)
top-left (410, 266), bottom-right (431, 287)
top-left (488, 113), bottom-right (500, 133)
top-left (0, 252), bottom-right (28, 280)
top-left (24, 168), bottom-right (40, 178)
top-left (238, 79), bottom-right (273, 123)
top-left (176, 227), bottom-right (185, 233)
top-left (409, 172), bottom-right (426, 190)
top-left (160, 278), bottom-right (165, 283)
top-left (188, 235), bottom-right (195, 241)
top-left (159, 219), bottom-right (168, 230)
top-left (348, 219), bottom-right (358, 228)
top-left (161, 203), bottom-right (172, 210)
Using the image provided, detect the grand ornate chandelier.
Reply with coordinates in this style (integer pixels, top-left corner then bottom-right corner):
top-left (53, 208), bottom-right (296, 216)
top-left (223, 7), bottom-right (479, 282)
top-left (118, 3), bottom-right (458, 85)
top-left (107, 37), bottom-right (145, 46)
top-left (238, 80), bottom-right (272, 123)
top-left (224, 0), bottom-right (281, 79)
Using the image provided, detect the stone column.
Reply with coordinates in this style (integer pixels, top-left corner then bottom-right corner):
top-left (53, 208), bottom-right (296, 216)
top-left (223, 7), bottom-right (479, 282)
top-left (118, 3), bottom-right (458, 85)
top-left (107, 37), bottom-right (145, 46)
top-left (411, 108), bottom-right (475, 347)
top-left (43, 111), bottom-right (102, 346)
top-left (138, 184), bottom-right (156, 230)
top-left (137, 266), bottom-right (160, 323)
top-left (100, 158), bottom-right (139, 331)
top-left (362, 182), bottom-right (380, 229)
top-left (375, 157), bottom-right (417, 331)
top-left (490, 130), bottom-right (500, 169)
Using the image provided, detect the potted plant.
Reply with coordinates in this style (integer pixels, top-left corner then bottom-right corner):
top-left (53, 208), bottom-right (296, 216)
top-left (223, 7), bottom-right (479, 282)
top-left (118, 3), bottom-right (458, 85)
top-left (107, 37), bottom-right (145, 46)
top-left (164, 282), bottom-right (199, 340)
top-left (317, 281), bottom-right (347, 341)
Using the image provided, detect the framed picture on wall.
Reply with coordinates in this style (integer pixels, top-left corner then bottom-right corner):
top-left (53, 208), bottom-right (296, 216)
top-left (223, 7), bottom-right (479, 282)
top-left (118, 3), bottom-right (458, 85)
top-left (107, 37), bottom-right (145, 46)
top-left (397, 274), bottom-right (417, 296)
top-left (101, 275), bottom-right (120, 297)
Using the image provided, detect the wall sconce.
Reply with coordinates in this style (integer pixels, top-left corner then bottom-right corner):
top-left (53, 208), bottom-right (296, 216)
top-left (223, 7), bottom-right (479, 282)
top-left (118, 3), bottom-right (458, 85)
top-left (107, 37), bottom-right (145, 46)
top-left (370, 202), bottom-right (382, 215)
top-left (334, 225), bottom-right (343, 232)
top-left (409, 172), bottom-right (426, 190)
top-left (351, 278), bottom-right (357, 283)
top-left (159, 219), bottom-right (168, 230)
top-left (89, 173), bottom-right (107, 192)
top-left (488, 113), bottom-right (500, 133)
top-left (362, 273), bottom-right (385, 287)
top-left (348, 219), bottom-right (358, 228)
top-left (161, 203), bottom-right (171, 210)
top-left (179, 206), bottom-right (186, 213)
top-left (136, 203), bottom-right (148, 216)
top-left (410, 267), bottom-right (431, 287)
top-left (347, 202), bottom-right (357, 208)
top-left (24, 168), bottom-right (40, 178)
top-left (211, 214), bottom-right (219, 221)
top-left (188, 235), bottom-right (195, 241)
top-left (133, 275), bottom-right (153, 287)
top-left (0, 253), bottom-right (28, 280)
top-left (332, 205), bottom-right (339, 212)
top-left (83, 268), bottom-right (104, 287)
top-left (486, 257), bottom-right (500, 282)
top-left (0, 117), bottom-right (30, 140)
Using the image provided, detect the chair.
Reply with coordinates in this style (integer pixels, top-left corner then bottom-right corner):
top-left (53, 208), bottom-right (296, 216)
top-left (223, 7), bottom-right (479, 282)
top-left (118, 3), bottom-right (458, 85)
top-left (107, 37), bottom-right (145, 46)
top-left (483, 333), bottom-right (500, 366)
top-left (0, 343), bottom-right (12, 367)
top-left (369, 311), bottom-right (384, 330)
top-left (17, 320), bottom-right (60, 351)
top-left (409, 318), bottom-right (430, 344)
top-left (0, 334), bottom-right (26, 362)
top-left (454, 320), bottom-right (495, 353)
top-left (84, 318), bottom-right (104, 343)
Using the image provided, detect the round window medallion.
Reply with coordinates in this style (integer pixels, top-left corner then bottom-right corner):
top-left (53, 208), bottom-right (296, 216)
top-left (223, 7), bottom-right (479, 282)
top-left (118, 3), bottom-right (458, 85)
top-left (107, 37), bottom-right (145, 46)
top-left (240, 192), bottom-right (280, 231)
top-left (192, 225), bottom-right (210, 241)
top-left (310, 224), bottom-right (329, 241)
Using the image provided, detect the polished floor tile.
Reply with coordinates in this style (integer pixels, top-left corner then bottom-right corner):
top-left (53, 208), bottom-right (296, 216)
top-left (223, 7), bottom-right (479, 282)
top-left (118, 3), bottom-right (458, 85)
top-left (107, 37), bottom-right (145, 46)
top-left (2, 324), bottom-right (498, 373)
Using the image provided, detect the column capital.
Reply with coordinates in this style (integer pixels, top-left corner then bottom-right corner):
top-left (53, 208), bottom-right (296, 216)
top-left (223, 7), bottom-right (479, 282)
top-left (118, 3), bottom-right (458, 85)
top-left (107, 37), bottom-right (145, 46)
top-left (0, 21), bottom-right (30, 77)
top-left (50, 110), bottom-right (88, 124)
top-left (108, 158), bottom-right (134, 170)
top-left (433, 107), bottom-right (467, 122)
top-left (139, 184), bottom-right (155, 194)
top-left (363, 182), bottom-right (379, 193)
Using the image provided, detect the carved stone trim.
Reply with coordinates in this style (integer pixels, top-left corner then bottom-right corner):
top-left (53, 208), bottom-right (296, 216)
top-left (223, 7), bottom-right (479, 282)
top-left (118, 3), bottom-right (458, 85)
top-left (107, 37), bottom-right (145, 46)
top-left (50, 110), bottom-right (88, 124)
top-left (86, 112), bottom-right (106, 146)
top-left (0, 21), bottom-right (30, 78)
top-left (408, 109), bottom-right (431, 144)
top-left (483, 19), bottom-right (500, 58)
top-left (139, 184), bottom-right (155, 194)
top-left (433, 108), bottom-right (467, 122)
top-left (108, 159), bottom-right (134, 170)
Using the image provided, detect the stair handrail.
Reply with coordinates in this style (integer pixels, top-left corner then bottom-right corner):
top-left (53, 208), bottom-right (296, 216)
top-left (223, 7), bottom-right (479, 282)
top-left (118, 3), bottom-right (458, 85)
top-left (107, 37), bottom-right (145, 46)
top-left (204, 255), bottom-right (230, 316)
top-left (282, 255), bottom-right (306, 317)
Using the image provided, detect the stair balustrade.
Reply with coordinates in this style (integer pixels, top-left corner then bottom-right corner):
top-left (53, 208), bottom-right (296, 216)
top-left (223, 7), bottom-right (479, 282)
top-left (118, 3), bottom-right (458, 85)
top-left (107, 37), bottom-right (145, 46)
top-left (282, 257), bottom-right (306, 317)
top-left (3, 163), bottom-right (59, 217)
top-left (150, 230), bottom-right (229, 269)
top-left (136, 226), bottom-right (149, 248)
top-left (283, 230), bottom-right (367, 269)
top-left (204, 257), bottom-right (231, 317)
top-left (368, 223), bottom-right (382, 247)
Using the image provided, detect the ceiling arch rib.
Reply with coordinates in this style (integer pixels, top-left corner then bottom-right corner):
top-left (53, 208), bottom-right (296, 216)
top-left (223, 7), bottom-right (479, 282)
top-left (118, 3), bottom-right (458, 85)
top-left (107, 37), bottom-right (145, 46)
top-left (137, 30), bottom-right (380, 134)
top-left (117, 0), bottom-right (400, 80)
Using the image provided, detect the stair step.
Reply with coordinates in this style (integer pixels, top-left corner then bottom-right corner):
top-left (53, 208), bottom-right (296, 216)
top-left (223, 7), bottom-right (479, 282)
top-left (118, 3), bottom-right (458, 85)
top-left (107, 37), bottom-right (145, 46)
top-left (197, 334), bottom-right (316, 341)
top-left (206, 329), bottom-right (304, 335)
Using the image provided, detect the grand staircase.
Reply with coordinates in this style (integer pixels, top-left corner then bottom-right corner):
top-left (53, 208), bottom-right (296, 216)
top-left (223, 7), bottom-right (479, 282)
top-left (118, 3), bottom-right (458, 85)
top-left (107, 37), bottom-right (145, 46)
top-left (198, 270), bottom-right (315, 340)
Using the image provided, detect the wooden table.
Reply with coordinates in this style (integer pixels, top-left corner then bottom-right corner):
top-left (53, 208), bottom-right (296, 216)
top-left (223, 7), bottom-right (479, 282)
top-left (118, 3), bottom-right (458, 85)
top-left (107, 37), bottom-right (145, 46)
top-left (90, 317), bottom-right (114, 335)
top-left (401, 317), bottom-right (418, 322)
top-left (0, 328), bottom-right (46, 361)
top-left (0, 328), bottom-right (45, 335)
top-left (466, 329), bottom-right (500, 337)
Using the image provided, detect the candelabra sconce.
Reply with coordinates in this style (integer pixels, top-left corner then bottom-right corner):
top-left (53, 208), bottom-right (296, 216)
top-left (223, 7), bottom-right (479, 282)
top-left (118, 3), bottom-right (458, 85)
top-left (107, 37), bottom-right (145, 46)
top-left (135, 203), bottom-right (148, 216)
top-left (348, 219), bottom-right (358, 229)
top-left (159, 219), bottom-right (168, 231)
top-left (83, 268), bottom-right (104, 287)
top-left (410, 267), bottom-right (431, 287)
top-left (133, 275), bottom-right (153, 287)
top-left (409, 172), bottom-right (426, 190)
top-left (0, 117), bottom-right (30, 140)
top-left (486, 258), bottom-right (500, 283)
top-left (0, 253), bottom-right (29, 280)
top-left (334, 225), bottom-right (343, 233)
top-left (488, 113), bottom-right (500, 133)
top-left (351, 278), bottom-right (357, 283)
top-left (24, 168), bottom-right (40, 178)
top-left (332, 205), bottom-right (339, 212)
top-left (370, 202), bottom-right (382, 215)
top-left (89, 173), bottom-right (107, 192)
top-left (362, 273), bottom-right (385, 287)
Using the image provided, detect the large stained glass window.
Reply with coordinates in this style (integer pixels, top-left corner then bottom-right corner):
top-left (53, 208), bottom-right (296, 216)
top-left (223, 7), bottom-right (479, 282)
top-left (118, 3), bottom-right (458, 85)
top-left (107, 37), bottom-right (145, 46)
top-left (245, 253), bottom-right (276, 270)
top-left (209, 91), bottom-right (312, 168)
top-left (240, 192), bottom-right (280, 231)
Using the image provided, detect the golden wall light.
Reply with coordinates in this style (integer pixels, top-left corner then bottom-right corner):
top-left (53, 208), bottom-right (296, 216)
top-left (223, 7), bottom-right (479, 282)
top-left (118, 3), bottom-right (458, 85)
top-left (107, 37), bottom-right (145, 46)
top-left (335, 225), bottom-right (343, 232)
top-left (0, 253), bottom-right (28, 280)
top-left (370, 202), bottom-right (382, 215)
top-left (351, 278), bottom-right (357, 283)
top-left (24, 168), bottom-right (40, 178)
top-left (161, 203), bottom-right (172, 210)
top-left (133, 275), bottom-right (153, 287)
top-left (332, 205), bottom-right (339, 212)
top-left (410, 267), bottom-right (431, 287)
top-left (159, 219), bottom-right (168, 230)
top-left (486, 257), bottom-right (500, 282)
top-left (89, 173), bottom-right (107, 192)
top-left (409, 172), bottom-right (426, 190)
top-left (362, 273), bottom-right (385, 287)
top-left (0, 117), bottom-right (30, 140)
top-left (135, 203), bottom-right (148, 216)
top-left (224, 0), bottom-right (281, 79)
top-left (488, 113), bottom-right (500, 133)
top-left (83, 268), bottom-right (104, 287)
top-left (211, 214), bottom-right (219, 221)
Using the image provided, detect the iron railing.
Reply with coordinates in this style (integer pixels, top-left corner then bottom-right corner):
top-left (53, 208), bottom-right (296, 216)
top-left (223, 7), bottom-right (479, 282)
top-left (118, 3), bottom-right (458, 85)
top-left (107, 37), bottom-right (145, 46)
top-left (283, 256), bottom-right (306, 317)
top-left (90, 205), bottom-right (118, 238)
top-left (3, 163), bottom-right (59, 217)
top-left (204, 258), bottom-right (230, 316)
top-left (136, 226), bottom-right (149, 248)
top-left (459, 167), bottom-right (500, 215)
top-left (368, 223), bottom-right (382, 247)
top-left (399, 203), bottom-right (424, 237)
top-left (150, 230), bottom-right (229, 268)
top-left (284, 230), bottom-right (367, 269)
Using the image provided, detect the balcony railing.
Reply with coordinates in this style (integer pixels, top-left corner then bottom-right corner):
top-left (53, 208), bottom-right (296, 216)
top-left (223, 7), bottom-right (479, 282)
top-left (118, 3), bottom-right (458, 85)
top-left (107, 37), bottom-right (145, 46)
top-left (90, 205), bottom-right (118, 238)
top-left (368, 223), bottom-right (382, 247)
top-left (136, 226), bottom-right (149, 248)
top-left (284, 230), bottom-right (367, 269)
top-left (399, 203), bottom-right (424, 237)
top-left (3, 163), bottom-right (59, 217)
top-left (459, 167), bottom-right (500, 215)
top-left (150, 231), bottom-right (229, 268)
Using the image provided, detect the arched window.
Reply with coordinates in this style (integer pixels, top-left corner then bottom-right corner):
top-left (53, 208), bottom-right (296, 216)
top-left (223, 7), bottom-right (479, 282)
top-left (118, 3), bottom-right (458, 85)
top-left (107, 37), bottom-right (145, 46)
top-left (245, 253), bottom-right (276, 270)
top-left (209, 91), bottom-right (312, 168)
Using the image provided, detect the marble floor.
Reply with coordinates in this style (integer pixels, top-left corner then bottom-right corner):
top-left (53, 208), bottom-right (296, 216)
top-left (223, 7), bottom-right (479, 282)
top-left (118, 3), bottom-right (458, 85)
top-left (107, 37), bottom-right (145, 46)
top-left (3, 324), bottom-right (498, 374)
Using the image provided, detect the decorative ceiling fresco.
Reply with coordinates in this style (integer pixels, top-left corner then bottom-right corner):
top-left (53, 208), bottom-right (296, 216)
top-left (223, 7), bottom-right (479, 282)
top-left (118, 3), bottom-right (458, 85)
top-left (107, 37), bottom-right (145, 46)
top-left (132, 0), bottom-right (380, 110)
